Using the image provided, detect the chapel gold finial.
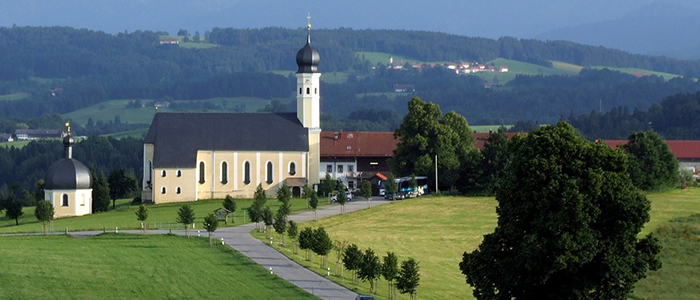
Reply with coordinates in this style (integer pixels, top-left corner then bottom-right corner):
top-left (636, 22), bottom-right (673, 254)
top-left (307, 13), bottom-right (311, 30)
top-left (65, 121), bottom-right (71, 133)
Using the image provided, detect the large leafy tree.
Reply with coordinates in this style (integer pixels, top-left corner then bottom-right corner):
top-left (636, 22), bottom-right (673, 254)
top-left (460, 122), bottom-right (661, 300)
top-left (5, 195), bottom-right (23, 225)
top-left (475, 128), bottom-right (511, 195)
top-left (107, 169), bottom-right (138, 209)
top-left (624, 130), bottom-right (679, 191)
top-left (390, 97), bottom-right (476, 191)
top-left (92, 170), bottom-right (110, 213)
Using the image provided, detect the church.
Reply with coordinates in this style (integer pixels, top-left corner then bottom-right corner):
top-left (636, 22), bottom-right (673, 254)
top-left (141, 23), bottom-right (322, 203)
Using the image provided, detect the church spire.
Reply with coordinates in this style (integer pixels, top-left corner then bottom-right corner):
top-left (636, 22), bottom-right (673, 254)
top-left (306, 13), bottom-right (311, 44)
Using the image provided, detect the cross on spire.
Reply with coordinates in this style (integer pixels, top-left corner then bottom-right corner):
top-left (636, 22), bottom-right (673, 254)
top-left (306, 13), bottom-right (311, 43)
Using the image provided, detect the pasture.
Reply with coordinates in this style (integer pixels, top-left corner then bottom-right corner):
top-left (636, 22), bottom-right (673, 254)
top-left (0, 234), bottom-right (318, 300)
top-left (262, 188), bottom-right (700, 300)
top-left (0, 197), bottom-right (320, 234)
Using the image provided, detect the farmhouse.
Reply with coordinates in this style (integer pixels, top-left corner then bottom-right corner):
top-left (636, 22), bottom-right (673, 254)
top-left (602, 140), bottom-right (700, 174)
top-left (15, 128), bottom-right (65, 140)
top-left (142, 23), bottom-right (322, 203)
top-left (0, 133), bottom-right (13, 142)
top-left (320, 131), bottom-right (398, 189)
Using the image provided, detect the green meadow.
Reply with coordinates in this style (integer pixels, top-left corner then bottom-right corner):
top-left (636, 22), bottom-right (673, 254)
top-left (590, 66), bottom-right (689, 81)
top-left (0, 234), bottom-right (318, 300)
top-left (0, 92), bottom-right (30, 101)
top-left (0, 197), bottom-right (323, 234)
top-left (259, 188), bottom-right (700, 300)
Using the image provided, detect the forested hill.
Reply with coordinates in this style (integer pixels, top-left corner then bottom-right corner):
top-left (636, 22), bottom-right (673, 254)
top-left (2, 26), bottom-right (700, 83)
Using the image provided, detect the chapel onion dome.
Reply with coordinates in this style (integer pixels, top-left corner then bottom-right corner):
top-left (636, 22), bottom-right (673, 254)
top-left (296, 28), bottom-right (320, 73)
top-left (44, 135), bottom-right (92, 190)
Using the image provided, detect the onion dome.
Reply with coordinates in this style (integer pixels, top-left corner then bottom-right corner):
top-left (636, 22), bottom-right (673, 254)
top-left (296, 22), bottom-right (320, 73)
top-left (44, 135), bottom-right (92, 190)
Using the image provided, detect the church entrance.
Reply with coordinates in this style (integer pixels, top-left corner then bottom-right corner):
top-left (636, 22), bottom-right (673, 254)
top-left (292, 187), bottom-right (301, 198)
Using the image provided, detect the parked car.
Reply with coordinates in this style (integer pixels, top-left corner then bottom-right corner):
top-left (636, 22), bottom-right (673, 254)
top-left (330, 191), bottom-right (353, 202)
top-left (355, 295), bottom-right (375, 300)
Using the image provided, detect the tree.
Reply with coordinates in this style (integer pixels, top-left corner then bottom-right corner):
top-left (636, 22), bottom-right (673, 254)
top-left (343, 243), bottom-right (363, 285)
top-left (221, 195), bottom-right (237, 224)
top-left (276, 183), bottom-right (292, 217)
top-left (396, 258), bottom-right (420, 300)
top-left (309, 192), bottom-right (319, 220)
top-left (135, 204), bottom-right (149, 232)
top-left (5, 195), bottom-right (23, 225)
top-left (385, 174), bottom-right (398, 202)
top-left (359, 248), bottom-right (382, 294)
top-left (202, 212), bottom-right (219, 247)
top-left (361, 180), bottom-right (372, 207)
top-left (92, 170), bottom-right (111, 213)
top-left (299, 227), bottom-right (314, 261)
top-left (383, 252), bottom-right (399, 300)
top-left (474, 128), bottom-right (511, 195)
top-left (336, 182), bottom-right (347, 214)
top-left (460, 122), bottom-right (661, 300)
top-left (273, 209), bottom-right (288, 246)
top-left (248, 184), bottom-right (267, 230)
top-left (176, 204), bottom-right (195, 237)
top-left (312, 227), bottom-right (333, 269)
top-left (333, 240), bottom-right (348, 277)
top-left (320, 173), bottom-right (335, 197)
top-left (261, 206), bottom-right (273, 238)
top-left (624, 130), bottom-right (679, 191)
top-left (108, 169), bottom-right (138, 209)
top-left (302, 184), bottom-right (314, 208)
top-left (288, 220), bottom-right (299, 254)
top-left (34, 199), bottom-right (54, 235)
top-left (33, 179), bottom-right (45, 205)
top-left (409, 174), bottom-right (418, 195)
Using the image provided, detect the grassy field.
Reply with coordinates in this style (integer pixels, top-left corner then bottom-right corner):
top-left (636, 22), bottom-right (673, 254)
top-left (0, 139), bottom-right (33, 149)
top-left (0, 234), bottom-right (318, 300)
top-left (180, 42), bottom-right (219, 49)
top-left (104, 128), bottom-right (148, 139)
top-left (590, 66), bottom-right (688, 81)
top-left (470, 125), bottom-right (513, 133)
top-left (357, 51), bottom-right (427, 66)
top-left (64, 97), bottom-right (273, 126)
top-left (551, 60), bottom-right (584, 73)
top-left (0, 92), bottom-right (30, 101)
top-left (258, 188), bottom-right (700, 300)
top-left (0, 197), bottom-right (323, 234)
top-left (631, 214), bottom-right (700, 300)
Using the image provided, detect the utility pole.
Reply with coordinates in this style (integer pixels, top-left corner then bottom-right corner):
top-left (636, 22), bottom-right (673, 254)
top-left (435, 154), bottom-right (439, 194)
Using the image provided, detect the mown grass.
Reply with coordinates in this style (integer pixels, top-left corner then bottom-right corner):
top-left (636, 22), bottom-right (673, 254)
top-left (550, 60), bottom-right (584, 73)
top-left (631, 214), bottom-right (700, 300)
top-left (180, 42), bottom-right (219, 49)
top-left (259, 188), bottom-right (700, 300)
top-left (0, 234), bottom-right (319, 300)
top-left (0, 197), bottom-right (321, 234)
top-left (104, 128), bottom-right (148, 139)
top-left (0, 139), bottom-right (33, 149)
top-left (0, 92), bottom-right (30, 101)
top-left (590, 66), bottom-right (688, 81)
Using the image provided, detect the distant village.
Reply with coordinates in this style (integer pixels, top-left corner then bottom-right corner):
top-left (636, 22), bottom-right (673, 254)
top-left (385, 56), bottom-right (509, 91)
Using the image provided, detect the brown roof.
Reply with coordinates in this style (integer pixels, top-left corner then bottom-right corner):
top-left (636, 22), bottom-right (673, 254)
top-left (320, 131), bottom-right (398, 157)
top-left (600, 140), bottom-right (700, 159)
top-left (285, 178), bottom-right (307, 187)
top-left (473, 132), bottom-right (522, 150)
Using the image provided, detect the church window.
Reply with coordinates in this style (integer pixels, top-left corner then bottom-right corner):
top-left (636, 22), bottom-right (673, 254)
top-left (62, 194), bottom-right (69, 207)
top-left (299, 88), bottom-right (302, 95)
top-left (306, 87), bottom-right (310, 95)
top-left (221, 161), bottom-right (229, 184)
top-left (161, 170), bottom-right (166, 177)
top-left (148, 161), bottom-right (152, 183)
top-left (199, 161), bottom-right (206, 184)
top-left (176, 170), bottom-right (182, 177)
top-left (244, 161), bottom-right (251, 184)
top-left (289, 162), bottom-right (297, 176)
top-left (161, 187), bottom-right (166, 194)
top-left (266, 162), bottom-right (274, 184)
top-left (176, 187), bottom-right (182, 194)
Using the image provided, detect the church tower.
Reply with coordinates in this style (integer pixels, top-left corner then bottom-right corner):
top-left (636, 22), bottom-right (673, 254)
top-left (296, 15), bottom-right (321, 185)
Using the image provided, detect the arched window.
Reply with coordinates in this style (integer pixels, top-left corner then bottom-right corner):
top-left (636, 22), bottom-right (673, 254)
top-left (299, 87), bottom-right (302, 95)
top-left (221, 161), bottom-right (229, 184)
top-left (161, 187), bottom-right (166, 194)
top-left (176, 187), bottom-right (182, 194)
top-left (289, 162), bottom-right (297, 176)
top-left (243, 161), bottom-right (251, 184)
top-left (161, 170), bottom-right (167, 177)
top-left (306, 87), bottom-right (310, 95)
top-left (266, 161), bottom-right (274, 184)
top-left (176, 170), bottom-right (182, 177)
top-left (148, 161), bottom-right (153, 182)
top-left (62, 194), bottom-right (69, 207)
top-left (199, 161), bottom-right (206, 184)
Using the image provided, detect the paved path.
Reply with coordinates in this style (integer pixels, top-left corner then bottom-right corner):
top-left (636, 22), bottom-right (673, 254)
top-left (9, 198), bottom-right (391, 300)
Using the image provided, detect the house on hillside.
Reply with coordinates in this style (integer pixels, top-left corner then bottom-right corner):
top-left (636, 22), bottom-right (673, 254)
top-left (159, 37), bottom-right (179, 45)
top-left (0, 133), bottom-right (13, 142)
top-left (320, 131), bottom-right (398, 190)
top-left (393, 84), bottom-right (416, 93)
top-left (15, 129), bottom-right (65, 140)
top-left (499, 66), bottom-right (509, 73)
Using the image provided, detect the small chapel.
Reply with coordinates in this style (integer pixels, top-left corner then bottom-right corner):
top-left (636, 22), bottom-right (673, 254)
top-left (44, 124), bottom-right (93, 218)
top-left (141, 21), bottom-right (322, 203)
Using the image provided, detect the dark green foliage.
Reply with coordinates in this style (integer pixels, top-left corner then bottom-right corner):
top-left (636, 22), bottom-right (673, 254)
top-left (336, 182), bottom-right (347, 205)
top-left (135, 204), bottom-right (148, 222)
top-left (299, 227), bottom-right (314, 261)
top-left (361, 180), bottom-right (372, 200)
top-left (34, 180), bottom-right (45, 205)
top-left (460, 122), bottom-right (661, 300)
top-left (390, 97), bottom-right (476, 191)
top-left (261, 206), bottom-right (273, 230)
top-left (223, 195), bottom-right (237, 214)
top-left (108, 169), bottom-right (138, 209)
top-left (176, 204), bottom-right (195, 236)
top-left (396, 258), bottom-right (420, 300)
top-left (5, 195), bottom-right (23, 225)
top-left (92, 170), bottom-right (111, 213)
top-left (248, 184), bottom-right (266, 227)
top-left (383, 252), bottom-right (399, 300)
top-left (202, 212), bottom-right (218, 233)
top-left (624, 130), bottom-right (679, 191)
top-left (34, 199), bottom-right (54, 235)
top-left (319, 173), bottom-right (335, 197)
top-left (385, 174), bottom-right (398, 200)
top-left (287, 220), bottom-right (298, 240)
top-left (309, 192), bottom-right (319, 211)
top-left (359, 248), bottom-right (382, 294)
top-left (343, 243), bottom-right (363, 285)
top-left (313, 227), bottom-right (334, 269)
top-left (475, 128), bottom-right (511, 195)
top-left (276, 183), bottom-right (292, 217)
top-left (273, 209), bottom-right (287, 237)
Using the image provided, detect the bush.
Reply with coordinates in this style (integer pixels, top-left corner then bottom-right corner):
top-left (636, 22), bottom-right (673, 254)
top-left (131, 196), bottom-right (142, 205)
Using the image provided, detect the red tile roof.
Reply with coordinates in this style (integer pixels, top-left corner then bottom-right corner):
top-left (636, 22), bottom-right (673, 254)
top-left (320, 131), bottom-right (398, 157)
top-left (599, 140), bottom-right (700, 159)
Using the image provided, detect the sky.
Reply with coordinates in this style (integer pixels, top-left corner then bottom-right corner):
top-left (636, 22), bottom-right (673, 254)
top-left (1, 0), bottom-right (699, 59)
